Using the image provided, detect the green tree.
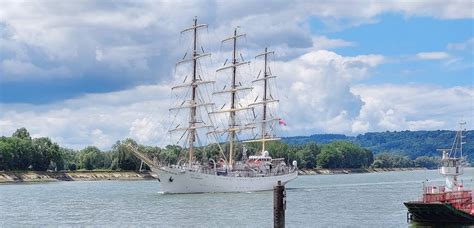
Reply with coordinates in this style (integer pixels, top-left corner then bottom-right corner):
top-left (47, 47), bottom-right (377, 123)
top-left (316, 141), bottom-right (373, 169)
top-left (316, 145), bottom-right (342, 168)
top-left (32, 137), bottom-right (62, 171)
top-left (301, 141), bottom-right (320, 168)
top-left (414, 156), bottom-right (439, 169)
top-left (0, 137), bottom-right (14, 170)
top-left (12, 127), bottom-right (31, 141)
top-left (159, 145), bottom-right (183, 165)
top-left (371, 152), bottom-right (414, 168)
top-left (9, 137), bottom-right (34, 170)
top-left (112, 139), bottom-right (142, 170)
top-left (78, 146), bottom-right (106, 170)
top-left (61, 147), bottom-right (78, 171)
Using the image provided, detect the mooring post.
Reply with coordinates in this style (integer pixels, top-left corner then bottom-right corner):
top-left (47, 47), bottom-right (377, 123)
top-left (274, 180), bottom-right (285, 228)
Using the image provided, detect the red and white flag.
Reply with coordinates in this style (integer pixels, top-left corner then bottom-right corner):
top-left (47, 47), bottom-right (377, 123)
top-left (278, 118), bottom-right (287, 126)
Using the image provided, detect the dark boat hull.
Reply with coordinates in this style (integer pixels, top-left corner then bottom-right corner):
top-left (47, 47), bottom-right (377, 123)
top-left (404, 201), bottom-right (474, 224)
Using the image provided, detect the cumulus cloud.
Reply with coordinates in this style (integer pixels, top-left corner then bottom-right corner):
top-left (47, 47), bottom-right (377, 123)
top-left (0, 47), bottom-right (386, 149)
top-left (1, 0), bottom-right (472, 149)
top-left (1, 48), bottom-right (472, 149)
top-left (268, 50), bottom-right (385, 135)
top-left (352, 84), bottom-right (474, 133)
top-left (0, 84), bottom-right (172, 149)
top-left (0, 0), bottom-right (470, 86)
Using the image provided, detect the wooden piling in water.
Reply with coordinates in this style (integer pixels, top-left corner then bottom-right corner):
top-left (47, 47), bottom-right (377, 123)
top-left (274, 180), bottom-right (285, 228)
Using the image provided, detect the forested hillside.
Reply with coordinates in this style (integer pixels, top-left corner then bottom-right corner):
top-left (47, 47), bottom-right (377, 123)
top-left (284, 134), bottom-right (350, 145)
top-left (284, 130), bottom-right (474, 161)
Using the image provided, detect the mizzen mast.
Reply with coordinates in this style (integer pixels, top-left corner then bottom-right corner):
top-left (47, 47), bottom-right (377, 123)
top-left (245, 48), bottom-right (281, 153)
top-left (169, 17), bottom-right (214, 168)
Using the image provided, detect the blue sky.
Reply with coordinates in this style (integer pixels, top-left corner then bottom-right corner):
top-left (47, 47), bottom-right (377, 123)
top-left (311, 14), bottom-right (473, 86)
top-left (0, 1), bottom-right (472, 149)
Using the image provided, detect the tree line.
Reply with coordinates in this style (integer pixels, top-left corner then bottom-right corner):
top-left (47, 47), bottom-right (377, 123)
top-left (0, 128), bottom-right (441, 171)
top-left (284, 130), bottom-right (474, 161)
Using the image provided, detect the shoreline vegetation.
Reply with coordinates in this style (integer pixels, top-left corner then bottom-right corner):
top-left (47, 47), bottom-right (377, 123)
top-left (2, 128), bottom-right (443, 173)
top-left (0, 168), bottom-right (429, 184)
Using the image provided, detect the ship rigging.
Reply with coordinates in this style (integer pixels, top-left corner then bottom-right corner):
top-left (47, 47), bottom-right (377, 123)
top-left (128, 17), bottom-right (298, 194)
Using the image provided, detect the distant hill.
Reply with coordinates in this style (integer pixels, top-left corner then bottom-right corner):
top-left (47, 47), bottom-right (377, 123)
top-left (284, 134), bottom-right (351, 145)
top-left (283, 130), bottom-right (474, 161)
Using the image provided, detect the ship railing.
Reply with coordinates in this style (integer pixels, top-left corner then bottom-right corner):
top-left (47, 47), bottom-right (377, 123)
top-left (424, 186), bottom-right (445, 194)
top-left (423, 186), bottom-right (473, 204)
top-left (166, 163), bottom-right (296, 177)
top-left (451, 201), bottom-right (474, 214)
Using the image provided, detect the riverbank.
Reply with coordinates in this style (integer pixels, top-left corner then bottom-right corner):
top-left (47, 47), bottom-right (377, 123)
top-left (0, 170), bottom-right (157, 183)
top-left (0, 168), bottom-right (429, 183)
top-left (297, 167), bottom-right (428, 175)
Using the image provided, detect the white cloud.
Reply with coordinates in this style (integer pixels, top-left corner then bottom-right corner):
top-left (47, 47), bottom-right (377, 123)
top-left (268, 50), bottom-right (384, 136)
top-left (416, 51), bottom-right (451, 60)
top-left (386, 0), bottom-right (473, 19)
top-left (129, 117), bottom-right (163, 144)
top-left (0, 48), bottom-right (386, 149)
top-left (311, 36), bottom-right (355, 50)
top-left (0, 0), bottom-right (472, 149)
top-left (1, 49), bottom-right (472, 149)
top-left (0, 0), bottom-right (471, 84)
top-left (352, 84), bottom-right (474, 133)
top-left (0, 84), bottom-right (172, 149)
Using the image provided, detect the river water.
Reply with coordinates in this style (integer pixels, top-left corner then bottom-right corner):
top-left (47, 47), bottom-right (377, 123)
top-left (1, 169), bottom-right (473, 227)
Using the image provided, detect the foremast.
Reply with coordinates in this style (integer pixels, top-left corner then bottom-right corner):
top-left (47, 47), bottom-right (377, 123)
top-left (244, 48), bottom-right (281, 153)
top-left (210, 27), bottom-right (253, 168)
top-left (169, 17), bottom-right (214, 168)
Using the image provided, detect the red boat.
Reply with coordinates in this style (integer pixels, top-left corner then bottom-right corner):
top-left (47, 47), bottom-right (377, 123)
top-left (404, 122), bottom-right (474, 224)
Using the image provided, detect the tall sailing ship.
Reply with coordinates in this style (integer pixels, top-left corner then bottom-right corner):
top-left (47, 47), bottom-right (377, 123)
top-left (130, 18), bottom-right (297, 193)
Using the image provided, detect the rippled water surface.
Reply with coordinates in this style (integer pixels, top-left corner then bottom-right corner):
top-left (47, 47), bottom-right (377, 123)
top-left (1, 169), bottom-right (474, 227)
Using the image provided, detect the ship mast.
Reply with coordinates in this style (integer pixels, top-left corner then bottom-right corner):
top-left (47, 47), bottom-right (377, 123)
top-left (452, 122), bottom-right (466, 158)
top-left (244, 48), bottom-right (280, 153)
top-left (260, 48), bottom-right (269, 152)
top-left (210, 27), bottom-right (253, 168)
top-left (169, 17), bottom-right (214, 168)
top-left (189, 17), bottom-right (198, 167)
top-left (439, 122), bottom-right (467, 191)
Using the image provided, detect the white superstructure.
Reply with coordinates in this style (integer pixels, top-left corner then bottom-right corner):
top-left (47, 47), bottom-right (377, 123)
top-left (439, 122), bottom-right (467, 191)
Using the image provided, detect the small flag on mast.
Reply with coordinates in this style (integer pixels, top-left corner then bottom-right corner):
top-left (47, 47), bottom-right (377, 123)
top-left (278, 118), bottom-right (287, 126)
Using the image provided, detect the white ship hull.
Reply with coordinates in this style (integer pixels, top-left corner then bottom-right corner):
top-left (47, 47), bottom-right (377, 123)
top-left (152, 166), bottom-right (298, 194)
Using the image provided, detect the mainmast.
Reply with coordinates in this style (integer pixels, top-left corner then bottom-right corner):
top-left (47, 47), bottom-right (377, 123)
top-left (244, 48), bottom-right (281, 153)
top-left (169, 17), bottom-right (214, 168)
top-left (210, 27), bottom-right (253, 168)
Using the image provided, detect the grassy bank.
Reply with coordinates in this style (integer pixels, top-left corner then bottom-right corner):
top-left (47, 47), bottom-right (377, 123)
top-left (0, 170), bottom-right (157, 183)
